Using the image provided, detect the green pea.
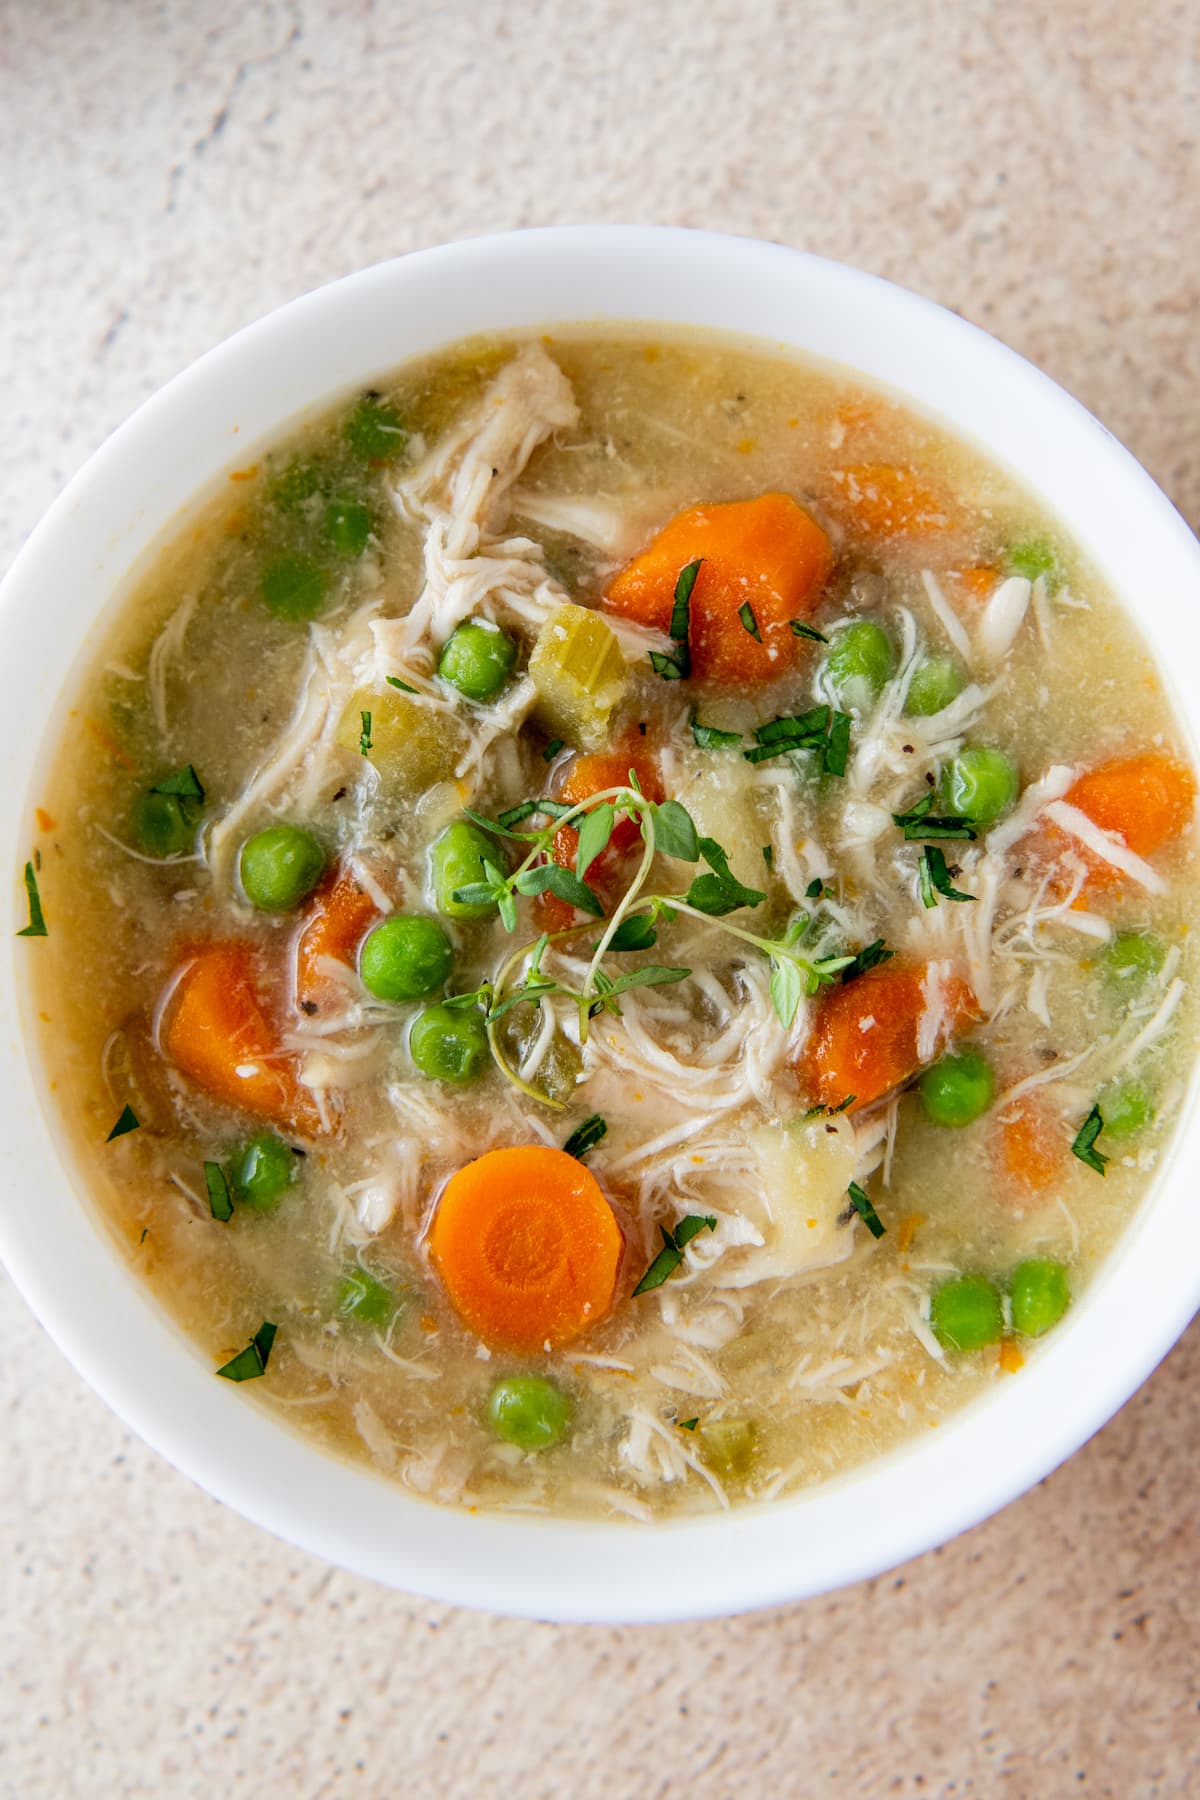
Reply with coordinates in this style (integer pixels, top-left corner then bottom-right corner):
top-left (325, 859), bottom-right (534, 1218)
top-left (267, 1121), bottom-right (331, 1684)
top-left (698, 1419), bottom-right (757, 1476)
top-left (437, 619), bottom-right (518, 704)
top-left (941, 746), bottom-right (1018, 825)
top-left (1006, 536), bottom-right (1059, 587)
top-left (823, 620), bottom-right (895, 714)
top-left (335, 1266), bottom-right (398, 1328)
top-left (270, 460), bottom-right (324, 514)
top-left (1104, 931), bottom-right (1165, 986)
top-left (905, 653), bottom-right (965, 717)
top-left (918, 1050), bottom-right (995, 1128)
top-left (344, 394), bottom-right (408, 463)
top-left (487, 1375), bottom-right (572, 1451)
top-left (1100, 1081), bottom-right (1154, 1140)
top-left (409, 1003), bottom-right (489, 1085)
top-left (359, 914), bottom-right (453, 1002)
top-left (132, 790), bottom-right (196, 859)
top-left (261, 553), bottom-right (329, 621)
top-left (229, 1134), bottom-right (297, 1212)
top-left (239, 824), bottom-right (326, 912)
top-left (1009, 1258), bottom-right (1071, 1338)
top-left (930, 1273), bottom-right (1004, 1352)
top-left (326, 495), bottom-right (372, 558)
top-left (430, 820), bottom-right (502, 920)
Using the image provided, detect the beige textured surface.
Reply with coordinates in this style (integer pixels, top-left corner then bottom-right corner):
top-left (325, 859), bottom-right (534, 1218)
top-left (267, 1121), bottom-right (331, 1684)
top-left (2, 2), bottom-right (1198, 1794)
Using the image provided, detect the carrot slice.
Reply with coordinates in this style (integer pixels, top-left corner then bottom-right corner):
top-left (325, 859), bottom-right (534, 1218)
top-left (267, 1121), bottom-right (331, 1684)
top-left (603, 493), bottom-right (832, 685)
top-left (1058, 754), bottom-right (1195, 887)
top-left (295, 867), bottom-right (379, 1009)
top-left (537, 737), bottom-right (663, 930)
top-left (161, 941), bottom-right (323, 1134)
top-left (999, 1098), bottom-right (1061, 1196)
top-left (828, 464), bottom-right (952, 538)
top-left (956, 565), bottom-right (1000, 601)
top-left (428, 1145), bottom-right (623, 1353)
top-left (794, 961), bottom-right (978, 1112)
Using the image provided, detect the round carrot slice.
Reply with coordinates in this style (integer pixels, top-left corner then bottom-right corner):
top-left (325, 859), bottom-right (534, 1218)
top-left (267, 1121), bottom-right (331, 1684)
top-left (428, 1146), bottom-right (623, 1353)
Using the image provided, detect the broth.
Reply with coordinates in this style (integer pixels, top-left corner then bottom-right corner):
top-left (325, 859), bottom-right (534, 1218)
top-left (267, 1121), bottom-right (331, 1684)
top-left (24, 330), bottom-right (1197, 1519)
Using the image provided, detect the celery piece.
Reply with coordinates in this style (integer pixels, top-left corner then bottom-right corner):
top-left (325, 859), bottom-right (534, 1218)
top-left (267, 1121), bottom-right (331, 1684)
top-left (336, 687), bottom-right (468, 793)
top-left (529, 604), bottom-right (627, 752)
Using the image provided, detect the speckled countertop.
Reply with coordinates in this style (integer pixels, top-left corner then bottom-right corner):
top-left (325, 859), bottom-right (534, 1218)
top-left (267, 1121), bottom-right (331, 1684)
top-left (2, 3), bottom-right (1198, 1795)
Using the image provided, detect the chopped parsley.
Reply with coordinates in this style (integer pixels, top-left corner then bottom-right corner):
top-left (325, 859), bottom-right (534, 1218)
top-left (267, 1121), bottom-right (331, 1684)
top-left (385, 675), bottom-right (418, 695)
top-left (1071, 1105), bottom-right (1109, 1176)
top-left (633, 1215), bottom-right (718, 1295)
top-left (17, 861), bottom-right (47, 937)
top-left (841, 939), bottom-right (894, 983)
top-left (847, 1180), bottom-right (886, 1239)
top-left (151, 765), bottom-right (205, 803)
top-left (105, 1104), bottom-right (140, 1142)
top-left (678, 1417), bottom-right (699, 1431)
top-left (563, 1114), bottom-right (607, 1160)
top-left (742, 706), bottom-right (853, 775)
top-left (215, 1320), bottom-right (278, 1383)
top-left (761, 844), bottom-right (774, 868)
top-left (737, 600), bottom-right (762, 641)
top-left (204, 1161), bottom-right (234, 1221)
top-left (358, 710), bottom-right (372, 756)
top-left (790, 621), bottom-right (828, 643)
top-left (919, 845), bottom-right (975, 907)
top-left (683, 838), bottom-right (766, 917)
top-left (651, 559), bottom-right (700, 681)
top-left (542, 738), bottom-right (565, 761)
top-left (691, 714), bottom-right (743, 750)
top-left (892, 793), bottom-right (976, 841)
top-left (805, 877), bottom-right (825, 899)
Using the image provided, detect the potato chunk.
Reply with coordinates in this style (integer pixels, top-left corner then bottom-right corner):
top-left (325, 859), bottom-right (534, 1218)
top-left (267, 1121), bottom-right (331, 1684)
top-left (528, 603), bottom-right (626, 751)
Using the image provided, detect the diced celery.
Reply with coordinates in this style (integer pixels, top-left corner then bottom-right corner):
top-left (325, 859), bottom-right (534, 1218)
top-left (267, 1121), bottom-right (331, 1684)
top-left (337, 688), bottom-right (468, 793)
top-left (529, 604), bottom-right (626, 751)
top-left (698, 1419), bottom-right (757, 1477)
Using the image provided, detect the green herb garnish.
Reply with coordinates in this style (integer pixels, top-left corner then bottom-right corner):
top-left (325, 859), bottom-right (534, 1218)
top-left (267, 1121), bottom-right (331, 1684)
top-left (204, 1161), bottom-right (234, 1221)
top-left (151, 765), bottom-right (205, 803)
top-left (563, 1114), bottom-right (607, 1160)
top-left (215, 1320), bottom-right (278, 1383)
top-left (919, 845), bottom-right (975, 907)
top-left (737, 601), bottom-right (762, 642)
top-left (1071, 1105), bottom-right (1109, 1176)
top-left (358, 710), bottom-right (372, 757)
top-left (824, 709), bottom-right (852, 777)
top-left (106, 1104), bottom-right (140, 1142)
top-left (806, 877), bottom-right (825, 899)
top-left (892, 793), bottom-right (976, 841)
top-left (742, 706), bottom-right (853, 774)
top-left (683, 838), bottom-right (766, 918)
top-left (841, 939), bottom-right (894, 983)
top-left (762, 844), bottom-right (774, 869)
top-left (691, 714), bottom-right (743, 750)
top-left (633, 1215), bottom-right (718, 1295)
top-left (678, 1417), bottom-right (699, 1431)
top-left (542, 738), bottom-right (565, 761)
top-left (386, 675), bottom-right (418, 695)
top-left (650, 559), bottom-right (700, 681)
top-left (847, 1181), bottom-right (886, 1239)
top-left (17, 861), bottom-right (47, 937)
top-left (791, 621), bottom-right (828, 643)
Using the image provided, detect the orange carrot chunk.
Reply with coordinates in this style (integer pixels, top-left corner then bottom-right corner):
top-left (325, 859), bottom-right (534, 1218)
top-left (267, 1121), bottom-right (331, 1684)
top-left (829, 463), bottom-right (952, 539)
top-left (603, 493), bottom-right (832, 685)
top-left (1062, 753), bottom-right (1196, 879)
top-left (428, 1145), bottom-right (623, 1353)
top-left (794, 961), bottom-right (978, 1112)
top-left (999, 1098), bottom-right (1061, 1196)
top-left (161, 941), bottom-right (322, 1134)
top-left (295, 867), bottom-right (379, 1009)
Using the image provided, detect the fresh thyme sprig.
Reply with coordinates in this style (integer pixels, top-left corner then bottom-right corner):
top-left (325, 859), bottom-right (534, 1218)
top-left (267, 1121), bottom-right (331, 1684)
top-left (460, 781), bottom-right (856, 1103)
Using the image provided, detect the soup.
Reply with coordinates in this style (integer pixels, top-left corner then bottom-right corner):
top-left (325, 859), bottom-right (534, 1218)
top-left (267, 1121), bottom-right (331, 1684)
top-left (21, 332), bottom-right (1197, 1520)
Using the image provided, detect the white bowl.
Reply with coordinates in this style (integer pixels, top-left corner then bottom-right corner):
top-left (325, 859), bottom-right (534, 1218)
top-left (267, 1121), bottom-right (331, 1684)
top-left (3, 228), bottom-right (1198, 1623)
